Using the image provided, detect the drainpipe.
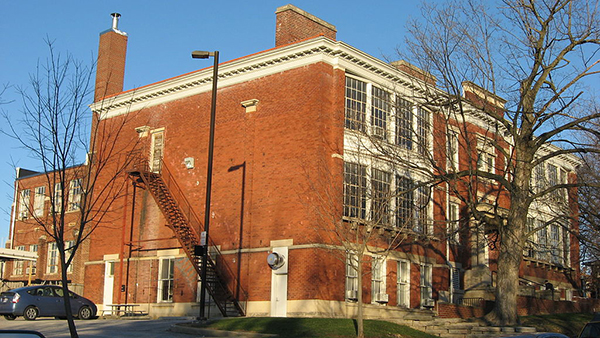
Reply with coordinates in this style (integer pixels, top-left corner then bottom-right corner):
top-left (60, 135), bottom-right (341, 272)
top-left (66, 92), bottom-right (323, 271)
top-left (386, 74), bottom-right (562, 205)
top-left (9, 168), bottom-right (21, 249)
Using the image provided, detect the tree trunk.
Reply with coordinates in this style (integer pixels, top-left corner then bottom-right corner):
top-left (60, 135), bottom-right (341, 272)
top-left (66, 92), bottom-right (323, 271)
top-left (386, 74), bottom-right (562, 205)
top-left (356, 252), bottom-right (365, 338)
top-left (61, 249), bottom-right (79, 338)
top-left (489, 158), bottom-right (531, 326)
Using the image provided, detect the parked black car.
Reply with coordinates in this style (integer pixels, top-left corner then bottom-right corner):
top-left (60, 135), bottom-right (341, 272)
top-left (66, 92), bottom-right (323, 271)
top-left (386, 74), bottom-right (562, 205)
top-left (0, 285), bottom-right (96, 320)
top-left (578, 319), bottom-right (600, 338)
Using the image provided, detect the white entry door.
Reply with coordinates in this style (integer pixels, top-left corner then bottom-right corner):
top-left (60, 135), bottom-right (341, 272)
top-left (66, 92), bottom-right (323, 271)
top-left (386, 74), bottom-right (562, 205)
top-left (103, 261), bottom-right (115, 306)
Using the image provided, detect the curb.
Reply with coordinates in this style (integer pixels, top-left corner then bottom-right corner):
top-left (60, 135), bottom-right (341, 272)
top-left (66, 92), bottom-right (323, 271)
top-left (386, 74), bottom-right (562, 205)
top-left (169, 323), bottom-right (278, 338)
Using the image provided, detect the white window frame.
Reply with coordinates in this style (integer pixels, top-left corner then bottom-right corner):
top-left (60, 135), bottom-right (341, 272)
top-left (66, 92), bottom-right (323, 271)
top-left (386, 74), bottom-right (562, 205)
top-left (13, 246), bottom-right (25, 275)
top-left (47, 242), bottom-right (59, 274)
top-left (33, 186), bottom-right (46, 217)
top-left (447, 201), bottom-right (460, 245)
top-left (371, 86), bottom-right (390, 140)
top-left (68, 179), bottom-right (82, 211)
top-left (420, 263), bottom-right (433, 307)
top-left (157, 257), bottom-right (175, 303)
top-left (344, 74), bottom-right (432, 156)
top-left (476, 136), bottom-right (496, 175)
top-left (450, 266), bottom-right (463, 304)
top-left (343, 162), bottom-right (368, 220)
top-left (397, 260), bottom-right (410, 308)
top-left (27, 244), bottom-right (38, 275)
top-left (447, 128), bottom-right (459, 171)
top-left (53, 182), bottom-right (62, 213)
top-left (65, 240), bottom-right (75, 273)
top-left (150, 129), bottom-right (165, 173)
top-left (18, 189), bottom-right (30, 219)
top-left (371, 168), bottom-right (391, 225)
top-left (345, 252), bottom-right (359, 301)
top-left (371, 255), bottom-right (387, 304)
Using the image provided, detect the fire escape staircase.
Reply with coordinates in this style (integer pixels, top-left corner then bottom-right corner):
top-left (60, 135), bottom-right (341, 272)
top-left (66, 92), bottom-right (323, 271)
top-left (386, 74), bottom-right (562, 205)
top-left (128, 161), bottom-right (247, 317)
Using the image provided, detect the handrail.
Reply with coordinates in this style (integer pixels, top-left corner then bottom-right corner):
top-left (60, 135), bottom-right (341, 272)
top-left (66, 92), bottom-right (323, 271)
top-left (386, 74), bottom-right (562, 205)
top-left (144, 158), bottom-right (248, 314)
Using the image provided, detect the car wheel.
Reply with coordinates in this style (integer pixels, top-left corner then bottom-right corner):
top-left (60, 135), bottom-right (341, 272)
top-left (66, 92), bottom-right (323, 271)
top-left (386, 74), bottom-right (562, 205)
top-left (23, 306), bottom-right (38, 320)
top-left (4, 314), bottom-right (16, 320)
top-left (78, 306), bottom-right (93, 320)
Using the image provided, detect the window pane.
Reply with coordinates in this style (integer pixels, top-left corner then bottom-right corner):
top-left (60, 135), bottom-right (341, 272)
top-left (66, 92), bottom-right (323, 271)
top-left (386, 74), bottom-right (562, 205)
top-left (396, 176), bottom-right (413, 228)
top-left (344, 162), bottom-right (367, 219)
top-left (395, 98), bottom-right (413, 149)
top-left (345, 77), bottom-right (367, 132)
top-left (371, 169), bottom-right (391, 225)
top-left (371, 87), bottom-right (389, 139)
top-left (415, 107), bottom-right (429, 155)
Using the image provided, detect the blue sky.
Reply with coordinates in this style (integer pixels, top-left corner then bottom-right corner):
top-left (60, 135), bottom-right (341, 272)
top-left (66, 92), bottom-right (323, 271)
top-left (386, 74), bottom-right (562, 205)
top-left (0, 1), bottom-right (421, 244)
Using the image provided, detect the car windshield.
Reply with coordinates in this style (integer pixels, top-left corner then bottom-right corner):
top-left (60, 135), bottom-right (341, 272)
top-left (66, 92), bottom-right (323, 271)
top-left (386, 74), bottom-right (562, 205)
top-left (580, 322), bottom-right (600, 338)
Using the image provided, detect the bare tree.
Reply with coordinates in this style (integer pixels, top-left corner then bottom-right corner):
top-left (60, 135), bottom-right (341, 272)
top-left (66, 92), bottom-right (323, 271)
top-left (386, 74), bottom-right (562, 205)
top-left (2, 40), bottom-right (138, 338)
top-left (401, 0), bottom-right (600, 325)
top-left (307, 123), bottom-right (439, 337)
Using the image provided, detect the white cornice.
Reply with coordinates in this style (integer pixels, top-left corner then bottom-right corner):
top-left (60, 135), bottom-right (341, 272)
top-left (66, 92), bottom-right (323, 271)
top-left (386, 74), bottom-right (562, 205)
top-left (90, 36), bottom-right (434, 119)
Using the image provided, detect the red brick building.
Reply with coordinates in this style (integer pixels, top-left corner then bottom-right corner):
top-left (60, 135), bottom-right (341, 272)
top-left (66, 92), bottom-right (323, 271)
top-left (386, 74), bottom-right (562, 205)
top-left (3, 5), bottom-right (581, 319)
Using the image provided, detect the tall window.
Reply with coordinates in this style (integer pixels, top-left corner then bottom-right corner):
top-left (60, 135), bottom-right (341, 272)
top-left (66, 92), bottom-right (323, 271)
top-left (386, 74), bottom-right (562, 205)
top-left (371, 169), bottom-right (391, 225)
top-left (397, 260), bottom-right (410, 308)
top-left (414, 185), bottom-right (430, 234)
top-left (547, 164), bottom-right (559, 199)
top-left (420, 264), bottom-right (433, 307)
top-left (534, 162), bottom-right (546, 192)
top-left (396, 176), bottom-right (430, 234)
top-left (345, 252), bottom-right (359, 300)
top-left (536, 220), bottom-right (549, 261)
top-left (345, 77), bottom-right (367, 132)
top-left (65, 240), bottom-right (75, 273)
top-left (396, 176), bottom-right (413, 228)
top-left (560, 168), bottom-right (568, 200)
top-left (150, 130), bottom-right (165, 173)
top-left (27, 244), bottom-right (38, 275)
top-left (47, 242), bottom-right (59, 274)
top-left (33, 186), bottom-right (45, 217)
top-left (450, 267), bottom-right (462, 304)
top-left (476, 138), bottom-right (495, 174)
top-left (13, 246), bottom-right (25, 275)
top-left (158, 258), bottom-right (175, 302)
top-left (524, 217), bottom-right (536, 258)
top-left (447, 201), bottom-right (460, 244)
top-left (371, 87), bottom-right (390, 139)
top-left (550, 223), bottom-right (562, 265)
top-left (18, 189), bottom-right (30, 219)
top-left (68, 179), bottom-right (82, 211)
top-left (447, 129), bottom-right (459, 171)
top-left (53, 182), bottom-right (62, 213)
top-left (415, 106), bottom-right (430, 155)
top-left (395, 98), bottom-right (413, 150)
top-left (344, 162), bottom-right (367, 220)
top-left (371, 256), bottom-right (387, 303)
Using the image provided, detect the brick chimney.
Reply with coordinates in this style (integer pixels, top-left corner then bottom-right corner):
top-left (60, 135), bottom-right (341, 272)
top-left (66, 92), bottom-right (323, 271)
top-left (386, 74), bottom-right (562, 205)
top-left (390, 60), bottom-right (437, 86)
top-left (275, 5), bottom-right (336, 47)
top-left (94, 13), bottom-right (128, 102)
top-left (462, 81), bottom-right (506, 117)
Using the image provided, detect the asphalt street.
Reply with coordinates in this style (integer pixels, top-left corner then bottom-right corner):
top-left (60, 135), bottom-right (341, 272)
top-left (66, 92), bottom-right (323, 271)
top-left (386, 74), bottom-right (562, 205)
top-left (0, 317), bottom-right (197, 338)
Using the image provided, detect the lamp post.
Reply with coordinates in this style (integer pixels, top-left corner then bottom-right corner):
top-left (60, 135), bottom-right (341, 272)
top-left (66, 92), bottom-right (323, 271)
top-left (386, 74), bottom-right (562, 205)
top-left (191, 50), bottom-right (219, 320)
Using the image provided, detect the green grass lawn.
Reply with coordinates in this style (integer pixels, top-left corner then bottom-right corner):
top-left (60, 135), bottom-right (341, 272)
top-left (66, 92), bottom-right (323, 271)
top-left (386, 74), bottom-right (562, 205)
top-left (196, 317), bottom-right (438, 338)
top-left (519, 312), bottom-right (593, 337)
top-left (191, 313), bottom-right (594, 337)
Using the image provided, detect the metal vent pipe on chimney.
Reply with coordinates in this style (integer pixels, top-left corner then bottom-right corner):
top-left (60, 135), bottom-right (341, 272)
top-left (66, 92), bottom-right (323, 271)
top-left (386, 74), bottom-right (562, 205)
top-left (111, 13), bottom-right (121, 31)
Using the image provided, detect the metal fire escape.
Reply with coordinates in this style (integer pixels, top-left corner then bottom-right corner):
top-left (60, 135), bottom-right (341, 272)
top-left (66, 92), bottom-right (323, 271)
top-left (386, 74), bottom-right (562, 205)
top-left (128, 160), bottom-right (246, 317)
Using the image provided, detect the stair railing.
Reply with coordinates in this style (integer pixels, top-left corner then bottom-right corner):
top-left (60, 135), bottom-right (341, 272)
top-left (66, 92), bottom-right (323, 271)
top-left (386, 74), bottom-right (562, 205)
top-left (157, 159), bottom-right (248, 314)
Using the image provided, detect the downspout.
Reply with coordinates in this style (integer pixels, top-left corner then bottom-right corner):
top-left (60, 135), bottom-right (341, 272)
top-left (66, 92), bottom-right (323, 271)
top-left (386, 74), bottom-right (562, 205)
top-left (117, 180), bottom-right (130, 305)
top-left (125, 182), bottom-right (137, 304)
top-left (9, 168), bottom-right (21, 249)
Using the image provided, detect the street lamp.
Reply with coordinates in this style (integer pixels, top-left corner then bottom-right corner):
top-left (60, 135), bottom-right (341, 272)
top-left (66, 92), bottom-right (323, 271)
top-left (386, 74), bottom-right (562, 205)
top-left (192, 50), bottom-right (219, 320)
